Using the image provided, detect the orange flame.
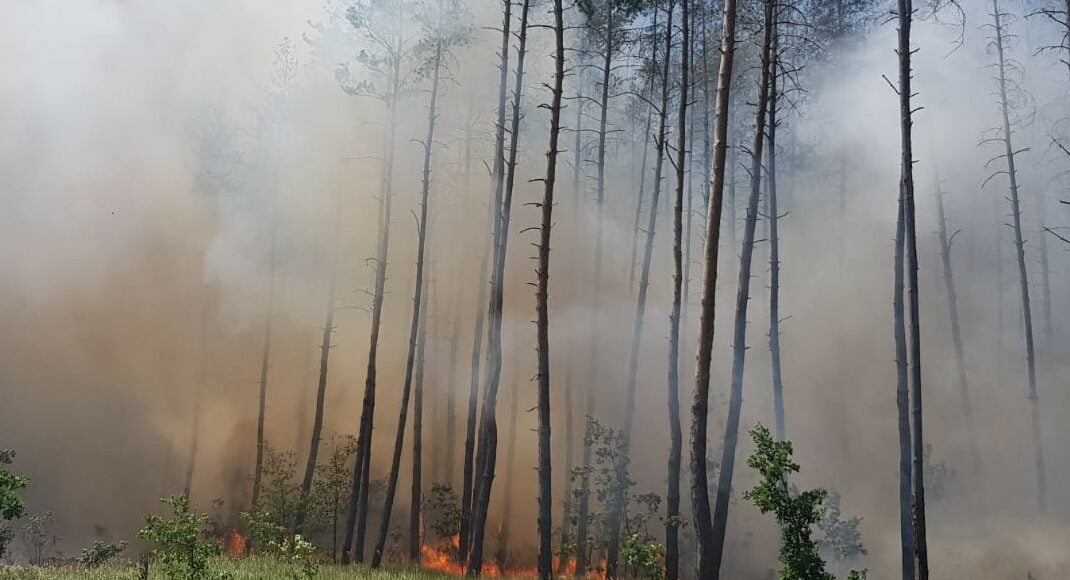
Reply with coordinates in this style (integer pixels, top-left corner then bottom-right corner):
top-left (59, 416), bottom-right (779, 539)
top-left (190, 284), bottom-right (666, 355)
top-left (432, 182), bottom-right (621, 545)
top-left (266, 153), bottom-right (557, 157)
top-left (419, 537), bottom-right (604, 578)
top-left (226, 528), bottom-right (247, 556)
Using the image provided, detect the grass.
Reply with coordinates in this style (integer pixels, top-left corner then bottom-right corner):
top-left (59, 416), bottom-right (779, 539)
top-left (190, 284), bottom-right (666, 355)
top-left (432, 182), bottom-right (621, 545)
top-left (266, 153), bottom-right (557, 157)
top-left (0, 556), bottom-right (461, 580)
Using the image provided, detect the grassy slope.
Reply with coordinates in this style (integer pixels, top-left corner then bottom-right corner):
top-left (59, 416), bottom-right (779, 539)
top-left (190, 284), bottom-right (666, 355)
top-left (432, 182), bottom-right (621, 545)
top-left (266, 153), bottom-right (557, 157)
top-left (0, 556), bottom-right (457, 579)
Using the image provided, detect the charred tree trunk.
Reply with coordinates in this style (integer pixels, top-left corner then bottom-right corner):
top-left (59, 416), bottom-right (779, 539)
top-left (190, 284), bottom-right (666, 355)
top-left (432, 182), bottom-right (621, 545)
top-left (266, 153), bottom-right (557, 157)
top-left (933, 175), bottom-right (979, 471)
top-left (536, 4), bottom-right (564, 574)
top-left (666, 0), bottom-right (688, 576)
top-left (766, 15), bottom-right (784, 442)
top-left (992, 0), bottom-right (1045, 511)
top-left (371, 37), bottom-right (443, 567)
top-left (342, 70), bottom-right (400, 566)
top-left (467, 0), bottom-right (531, 570)
top-left (690, 0), bottom-right (737, 575)
top-left (707, 0), bottom-right (773, 574)
top-left (410, 268), bottom-right (430, 562)
top-left (495, 367), bottom-right (519, 572)
top-left (894, 168), bottom-right (914, 580)
top-left (896, 0), bottom-right (928, 576)
top-left (605, 3), bottom-right (672, 577)
top-left (575, 9), bottom-right (616, 574)
top-left (252, 202), bottom-right (278, 509)
top-left (294, 208), bottom-right (341, 535)
top-left (445, 293), bottom-right (461, 485)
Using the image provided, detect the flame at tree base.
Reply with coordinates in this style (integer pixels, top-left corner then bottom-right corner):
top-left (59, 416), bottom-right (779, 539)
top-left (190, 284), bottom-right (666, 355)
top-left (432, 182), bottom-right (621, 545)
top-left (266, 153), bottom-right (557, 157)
top-left (419, 537), bottom-right (603, 579)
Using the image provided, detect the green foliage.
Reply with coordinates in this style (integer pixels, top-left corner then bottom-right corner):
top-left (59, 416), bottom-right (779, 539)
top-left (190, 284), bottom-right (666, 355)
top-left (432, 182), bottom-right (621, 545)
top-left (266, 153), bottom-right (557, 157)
top-left (77, 540), bottom-right (128, 568)
top-left (744, 425), bottom-right (866, 580)
top-left (268, 534), bottom-right (318, 580)
top-left (137, 495), bottom-right (226, 580)
top-left (620, 534), bottom-right (664, 580)
top-left (423, 484), bottom-right (461, 542)
top-left (238, 510), bottom-right (286, 556)
top-left (0, 450), bottom-right (28, 561)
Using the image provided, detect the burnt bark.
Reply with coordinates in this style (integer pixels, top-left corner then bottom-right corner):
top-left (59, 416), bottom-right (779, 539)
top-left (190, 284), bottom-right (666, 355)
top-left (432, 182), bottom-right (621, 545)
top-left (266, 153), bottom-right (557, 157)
top-left (536, 3), bottom-right (564, 574)
top-left (371, 36), bottom-right (442, 567)
top-left (766, 14), bottom-right (784, 442)
top-left (467, 0), bottom-right (531, 570)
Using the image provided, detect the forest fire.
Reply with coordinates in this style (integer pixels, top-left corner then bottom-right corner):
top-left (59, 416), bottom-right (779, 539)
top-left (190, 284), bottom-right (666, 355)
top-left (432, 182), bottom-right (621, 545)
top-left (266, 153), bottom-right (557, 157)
top-left (419, 539), bottom-right (600, 579)
top-left (225, 528), bottom-right (247, 556)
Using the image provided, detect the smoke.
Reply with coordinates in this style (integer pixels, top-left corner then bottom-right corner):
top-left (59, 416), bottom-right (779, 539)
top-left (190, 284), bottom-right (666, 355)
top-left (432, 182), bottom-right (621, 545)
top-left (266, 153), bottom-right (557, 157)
top-left (1, 0), bottom-right (1070, 576)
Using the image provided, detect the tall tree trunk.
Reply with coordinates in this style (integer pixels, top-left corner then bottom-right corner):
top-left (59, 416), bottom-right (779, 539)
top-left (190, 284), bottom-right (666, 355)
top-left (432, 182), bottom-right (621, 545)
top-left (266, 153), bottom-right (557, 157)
top-left (933, 174), bottom-right (978, 470)
top-left (467, 0), bottom-right (530, 570)
top-left (410, 264), bottom-right (431, 561)
top-left (445, 292), bottom-right (461, 485)
top-left (691, 0), bottom-right (737, 575)
top-left (992, 0), bottom-right (1045, 510)
top-left (536, 3), bottom-right (564, 573)
top-left (666, 0), bottom-right (688, 576)
top-left (343, 54), bottom-right (401, 567)
top-left (460, 119), bottom-right (491, 563)
top-left (371, 38), bottom-right (443, 567)
top-left (629, 87), bottom-right (656, 293)
top-left (897, 0), bottom-right (928, 576)
top-left (766, 14), bottom-right (784, 442)
top-left (184, 291), bottom-right (213, 501)
top-left (575, 10), bottom-right (615, 574)
top-left (894, 175), bottom-right (914, 580)
top-left (294, 208), bottom-right (341, 534)
top-left (495, 366), bottom-right (519, 572)
top-left (707, 0), bottom-right (773, 574)
top-left (606, 3), bottom-right (672, 578)
top-left (252, 202), bottom-right (278, 509)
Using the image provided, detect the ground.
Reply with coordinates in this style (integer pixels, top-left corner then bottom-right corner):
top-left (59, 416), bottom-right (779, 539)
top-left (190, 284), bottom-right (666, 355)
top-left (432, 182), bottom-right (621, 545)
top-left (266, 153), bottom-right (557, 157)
top-left (0, 557), bottom-right (475, 580)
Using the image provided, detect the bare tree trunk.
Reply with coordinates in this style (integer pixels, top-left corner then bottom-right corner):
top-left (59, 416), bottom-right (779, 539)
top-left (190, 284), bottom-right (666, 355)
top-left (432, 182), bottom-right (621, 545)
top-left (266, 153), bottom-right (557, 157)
top-left (536, 5), bottom-right (564, 574)
top-left (707, 0), bottom-right (772, 574)
top-left (460, 117), bottom-right (492, 564)
top-left (991, 0), bottom-right (1045, 511)
top-left (371, 37), bottom-right (443, 567)
top-left (629, 93), bottom-right (656, 292)
top-left (575, 10), bottom-right (616, 573)
top-left (495, 366), bottom-right (519, 572)
top-left (445, 293), bottom-right (461, 485)
top-left (252, 203), bottom-right (278, 509)
top-left (184, 291), bottom-right (214, 501)
top-left (766, 16), bottom-right (784, 441)
top-left (896, 0), bottom-right (928, 576)
top-left (467, 0), bottom-right (531, 570)
top-left (894, 174), bottom-right (914, 580)
top-left (606, 3), bottom-right (672, 578)
top-left (294, 206), bottom-right (341, 534)
top-left (691, 0), bottom-right (737, 575)
top-left (933, 174), bottom-right (979, 471)
top-left (410, 265), bottom-right (431, 562)
top-left (666, 0), bottom-right (688, 576)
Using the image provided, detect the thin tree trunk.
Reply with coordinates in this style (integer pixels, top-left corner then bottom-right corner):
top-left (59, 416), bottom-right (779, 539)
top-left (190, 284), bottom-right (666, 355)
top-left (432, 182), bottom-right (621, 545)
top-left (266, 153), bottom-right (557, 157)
top-left (766, 15), bottom-right (784, 442)
top-left (252, 203), bottom-right (278, 509)
top-left (896, 0), bottom-right (928, 576)
top-left (445, 293), bottom-right (461, 485)
top-left (707, 0), bottom-right (773, 574)
top-left (992, 0), bottom-right (1045, 511)
top-left (536, 4), bottom-right (564, 574)
top-left (933, 175), bottom-right (979, 471)
top-left (343, 53), bottom-right (401, 567)
top-left (666, 0), bottom-right (688, 576)
top-left (467, 0), bottom-right (530, 570)
top-left (691, 0), bottom-right (737, 575)
top-left (410, 265), bottom-right (430, 562)
top-left (894, 176), bottom-right (914, 580)
top-left (294, 207), bottom-right (341, 534)
top-left (606, 3), bottom-right (672, 577)
top-left (629, 92), bottom-right (656, 293)
top-left (371, 37), bottom-right (442, 567)
top-left (575, 9), bottom-right (615, 576)
top-left (184, 291), bottom-right (213, 501)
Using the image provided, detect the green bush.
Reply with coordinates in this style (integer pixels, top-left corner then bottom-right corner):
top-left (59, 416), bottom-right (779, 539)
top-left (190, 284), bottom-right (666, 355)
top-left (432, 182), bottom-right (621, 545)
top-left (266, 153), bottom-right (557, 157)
top-left (0, 450), bottom-right (29, 561)
top-left (77, 540), bottom-right (128, 567)
top-left (137, 495), bottom-right (227, 580)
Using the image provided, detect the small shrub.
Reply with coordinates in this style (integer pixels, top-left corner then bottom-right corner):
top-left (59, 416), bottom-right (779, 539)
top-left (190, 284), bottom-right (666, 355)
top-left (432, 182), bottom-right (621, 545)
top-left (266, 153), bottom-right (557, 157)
top-left (0, 450), bottom-right (28, 560)
top-left (137, 495), bottom-right (227, 580)
top-left (269, 534), bottom-right (318, 580)
top-left (77, 540), bottom-right (128, 567)
top-left (621, 533), bottom-right (665, 579)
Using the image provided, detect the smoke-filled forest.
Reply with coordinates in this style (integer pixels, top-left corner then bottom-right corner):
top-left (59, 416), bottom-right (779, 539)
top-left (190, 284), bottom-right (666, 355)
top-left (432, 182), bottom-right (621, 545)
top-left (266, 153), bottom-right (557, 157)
top-left (2, 0), bottom-right (1070, 578)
